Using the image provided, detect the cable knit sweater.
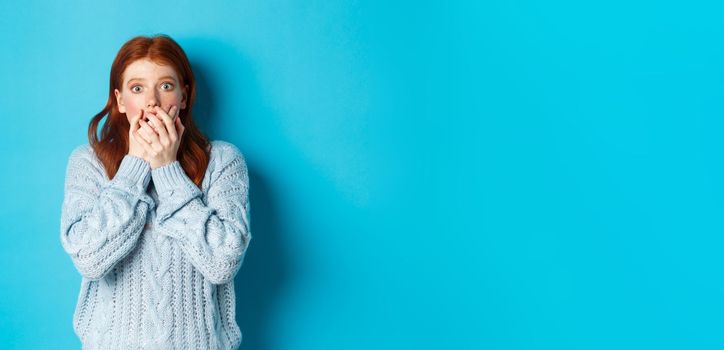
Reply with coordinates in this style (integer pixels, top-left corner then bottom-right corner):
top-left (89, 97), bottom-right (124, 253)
top-left (59, 140), bottom-right (252, 350)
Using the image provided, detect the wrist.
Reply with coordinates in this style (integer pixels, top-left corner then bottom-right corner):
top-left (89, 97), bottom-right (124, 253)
top-left (150, 158), bottom-right (177, 170)
top-left (151, 159), bottom-right (200, 198)
top-left (115, 154), bottom-right (152, 191)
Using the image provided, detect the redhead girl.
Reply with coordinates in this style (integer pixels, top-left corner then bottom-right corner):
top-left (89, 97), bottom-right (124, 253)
top-left (60, 34), bottom-right (251, 350)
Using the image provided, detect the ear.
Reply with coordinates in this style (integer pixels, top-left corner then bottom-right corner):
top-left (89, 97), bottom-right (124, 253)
top-left (181, 84), bottom-right (189, 109)
top-left (114, 88), bottom-right (126, 114)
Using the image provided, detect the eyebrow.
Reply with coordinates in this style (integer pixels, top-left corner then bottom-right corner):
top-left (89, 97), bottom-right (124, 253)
top-left (127, 76), bottom-right (177, 84)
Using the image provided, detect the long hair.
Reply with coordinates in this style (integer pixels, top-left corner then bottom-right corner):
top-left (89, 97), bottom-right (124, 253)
top-left (88, 34), bottom-right (210, 188)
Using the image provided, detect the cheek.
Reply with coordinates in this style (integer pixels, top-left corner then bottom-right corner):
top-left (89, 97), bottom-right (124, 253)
top-left (122, 98), bottom-right (145, 117)
top-left (126, 98), bottom-right (140, 107)
top-left (161, 94), bottom-right (182, 107)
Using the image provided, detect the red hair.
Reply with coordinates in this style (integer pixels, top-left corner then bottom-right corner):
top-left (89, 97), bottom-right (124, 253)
top-left (88, 34), bottom-right (210, 188)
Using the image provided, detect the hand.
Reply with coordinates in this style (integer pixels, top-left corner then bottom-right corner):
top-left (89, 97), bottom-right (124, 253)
top-left (133, 105), bottom-right (186, 169)
top-left (128, 109), bottom-right (150, 160)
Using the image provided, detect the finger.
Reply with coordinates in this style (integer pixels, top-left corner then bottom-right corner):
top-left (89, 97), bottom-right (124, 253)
top-left (141, 130), bottom-right (155, 146)
top-left (175, 116), bottom-right (185, 136)
top-left (134, 129), bottom-right (154, 155)
top-left (131, 109), bottom-right (143, 123)
top-left (137, 121), bottom-right (155, 144)
top-left (147, 106), bottom-right (175, 142)
top-left (143, 109), bottom-right (157, 125)
top-left (155, 105), bottom-right (176, 124)
top-left (153, 105), bottom-right (177, 133)
top-left (131, 128), bottom-right (143, 146)
top-left (139, 119), bottom-right (160, 145)
top-left (130, 122), bottom-right (147, 147)
top-left (129, 110), bottom-right (143, 135)
top-left (130, 117), bottom-right (139, 135)
top-left (150, 113), bottom-right (170, 145)
top-left (162, 105), bottom-right (179, 140)
top-left (140, 119), bottom-right (164, 153)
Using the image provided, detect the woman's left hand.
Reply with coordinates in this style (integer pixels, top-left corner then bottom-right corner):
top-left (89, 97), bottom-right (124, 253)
top-left (137, 105), bottom-right (186, 169)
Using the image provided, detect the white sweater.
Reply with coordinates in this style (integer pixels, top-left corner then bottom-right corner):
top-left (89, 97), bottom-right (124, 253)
top-left (59, 140), bottom-right (252, 350)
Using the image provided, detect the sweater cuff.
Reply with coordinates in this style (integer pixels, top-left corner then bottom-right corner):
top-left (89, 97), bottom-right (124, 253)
top-left (151, 160), bottom-right (200, 199)
top-left (115, 154), bottom-right (152, 191)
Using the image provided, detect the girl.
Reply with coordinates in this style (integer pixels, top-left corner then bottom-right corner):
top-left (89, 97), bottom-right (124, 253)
top-left (59, 34), bottom-right (252, 350)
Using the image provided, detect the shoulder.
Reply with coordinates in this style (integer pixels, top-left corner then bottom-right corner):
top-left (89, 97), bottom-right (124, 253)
top-left (64, 143), bottom-right (106, 182)
top-left (206, 140), bottom-right (249, 191)
top-left (68, 143), bottom-right (91, 158)
top-left (209, 140), bottom-right (247, 169)
top-left (66, 143), bottom-right (98, 167)
top-left (66, 143), bottom-right (108, 174)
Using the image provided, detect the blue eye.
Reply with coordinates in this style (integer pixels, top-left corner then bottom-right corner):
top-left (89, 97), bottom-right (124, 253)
top-left (162, 82), bottom-right (174, 90)
top-left (131, 85), bottom-right (142, 93)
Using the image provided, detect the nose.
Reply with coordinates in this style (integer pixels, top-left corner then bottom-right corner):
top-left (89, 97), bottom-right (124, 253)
top-left (146, 91), bottom-right (161, 109)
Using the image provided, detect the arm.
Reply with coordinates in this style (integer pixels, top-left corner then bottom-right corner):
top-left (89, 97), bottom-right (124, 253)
top-left (151, 145), bottom-right (252, 285)
top-left (59, 146), bottom-right (155, 280)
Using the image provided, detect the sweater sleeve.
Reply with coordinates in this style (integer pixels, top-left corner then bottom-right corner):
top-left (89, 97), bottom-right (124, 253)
top-left (150, 144), bottom-right (252, 285)
top-left (59, 146), bottom-right (155, 280)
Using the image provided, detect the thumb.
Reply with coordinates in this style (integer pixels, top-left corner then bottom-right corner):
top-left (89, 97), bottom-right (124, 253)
top-left (175, 116), bottom-right (185, 134)
top-left (130, 110), bottom-right (143, 134)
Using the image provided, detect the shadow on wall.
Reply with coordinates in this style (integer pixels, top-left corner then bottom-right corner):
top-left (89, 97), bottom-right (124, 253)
top-left (184, 36), bottom-right (290, 350)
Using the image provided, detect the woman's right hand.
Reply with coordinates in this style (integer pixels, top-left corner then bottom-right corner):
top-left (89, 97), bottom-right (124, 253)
top-left (129, 109), bottom-right (152, 160)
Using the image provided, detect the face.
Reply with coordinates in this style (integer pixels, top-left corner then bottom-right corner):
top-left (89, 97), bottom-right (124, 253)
top-left (114, 58), bottom-right (188, 124)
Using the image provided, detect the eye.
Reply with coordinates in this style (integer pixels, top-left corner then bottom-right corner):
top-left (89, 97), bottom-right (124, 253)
top-left (161, 82), bottom-right (174, 90)
top-left (130, 85), bottom-right (142, 93)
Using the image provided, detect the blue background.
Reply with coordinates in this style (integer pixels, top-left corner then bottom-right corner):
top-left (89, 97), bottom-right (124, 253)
top-left (1, 0), bottom-right (723, 349)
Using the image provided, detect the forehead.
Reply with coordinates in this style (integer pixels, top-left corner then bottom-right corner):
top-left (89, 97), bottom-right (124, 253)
top-left (123, 58), bottom-right (179, 82)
